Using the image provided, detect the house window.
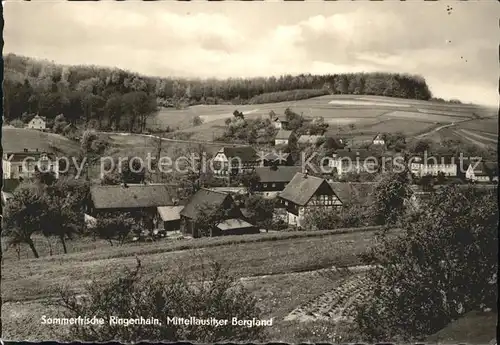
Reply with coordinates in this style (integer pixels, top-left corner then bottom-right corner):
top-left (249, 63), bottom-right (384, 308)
top-left (272, 183), bottom-right (276, 187)
top-left (18, 166), bottom-right (22, 173)
top-left (263, 184), bottom-right (267, 187)
top-left (284, 201), bottom-right (288, 206)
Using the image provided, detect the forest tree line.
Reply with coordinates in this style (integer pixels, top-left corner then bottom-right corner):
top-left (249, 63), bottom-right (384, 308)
top-left (4, 53), bottom-right (433, 132)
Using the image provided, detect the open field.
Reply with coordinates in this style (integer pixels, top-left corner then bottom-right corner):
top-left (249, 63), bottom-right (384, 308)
top-left (328, 99), bottom-right (411, 107)
top-left (144, 95), bottom-right (494, 144)
top-left (452, 129), bottom-right (497, 149)
top-left (2, 228), bottom-right (384, 336)
top-left (455, 117), bottom-right (499, 135)
top-left (2, 265), bottom-right (348, 341)
top-left (381, 110), bottom-right (463, 123)
top-left (2, 127), bottom-right (80, 155)
top-left (349, 119), bottom-right (438, 136)
top-left (2, 228), bottom-right (385, 339)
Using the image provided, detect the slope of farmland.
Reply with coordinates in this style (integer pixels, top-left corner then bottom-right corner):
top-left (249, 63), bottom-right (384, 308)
top-left (2, 127), bottom-right (80, 155)
top-left (455, 117), bottom-right (499, 135)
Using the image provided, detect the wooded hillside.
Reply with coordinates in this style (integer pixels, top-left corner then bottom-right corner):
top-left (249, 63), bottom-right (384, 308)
top-left (3, 53), bottom-right (433, 132)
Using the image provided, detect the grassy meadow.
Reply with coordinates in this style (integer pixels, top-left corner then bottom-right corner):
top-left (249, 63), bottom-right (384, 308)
top-left (2, 227), bottom-right (386, 340)
top-left (145, 95), bottom-right (497, 145)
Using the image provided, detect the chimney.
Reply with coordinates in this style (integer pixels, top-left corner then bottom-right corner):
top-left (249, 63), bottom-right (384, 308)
top-left (24, 148), bottom-right (28, 152)
top-left (35, 148), bottom-right (39, 152)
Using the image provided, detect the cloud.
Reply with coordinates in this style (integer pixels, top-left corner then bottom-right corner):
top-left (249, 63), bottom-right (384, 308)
top-left (3, 2), bottom-right (498, 105)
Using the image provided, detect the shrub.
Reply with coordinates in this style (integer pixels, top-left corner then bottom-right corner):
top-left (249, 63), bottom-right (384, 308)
top-left (10, 118), bottom-right (25, 128)
top-left (354, 185), bottom-right (498, 341)
top-left (54, 258), bottom-right (266, 342)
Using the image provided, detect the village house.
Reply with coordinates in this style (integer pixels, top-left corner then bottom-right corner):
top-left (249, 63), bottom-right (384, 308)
top-left (465, 161), bottom-right (498, 182)
top-left (157, 205), bottom-right (184, 232)
top-left (2, 149), bottom-right (59, 180)
top-left (179, 188), bottom-right (258, 237)
top-left (372, 133), bottom-right (386, 146)
top-left (26, 115), bottom-right (46, 130)
top-left (272, 116), bottom-right (289, 130)
top-left (327, 148), bottom-right (378, 178)
top-left (297, 135), bottom-right (325, 146)
top-left (212, 146), bottom-right (258, 176)
top-left (279, 172), bottom-right (342, 227)
top-left (88, 184), bottom-right (174, 231)
top-left (254, 165), bottom-right (302, 198)
top-left (274, 129), bottom-right (294, 146)
top-left (257, 150), bottom-right (294, 167)
top-left (409, 155), bottom-right (458, 177)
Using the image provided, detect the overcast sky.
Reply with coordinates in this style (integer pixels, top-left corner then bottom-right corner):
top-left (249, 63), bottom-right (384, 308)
top-left (4, 1), bottom-right (499, 106)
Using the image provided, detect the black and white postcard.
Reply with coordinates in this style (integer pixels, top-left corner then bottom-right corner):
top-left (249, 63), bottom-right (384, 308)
top-left (1, 1), bottom-right (498, 343)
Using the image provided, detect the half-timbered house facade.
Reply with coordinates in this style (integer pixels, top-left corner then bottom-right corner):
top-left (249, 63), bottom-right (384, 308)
top-left (279, 172), bottom-right (342, 227)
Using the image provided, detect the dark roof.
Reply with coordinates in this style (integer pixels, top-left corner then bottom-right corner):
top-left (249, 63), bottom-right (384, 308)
top-left (333, 149), bottom-right (374, 160)
top-left (255, 166), bottom-right (301, 183)
top-left (2, 179), bottom-right (21, 193)
top-left (279, 172), bottom-right (334, 206)
top-left (328, 182), bottom-right (376, 204)
top-left (275, 129), bottom-right (293, 140)
top-left (180, 188), bottom-right (230, 219)
top-left (90, 184), bottom-right (173, 209)
top-left (220, 146), bottom-right (257, 162)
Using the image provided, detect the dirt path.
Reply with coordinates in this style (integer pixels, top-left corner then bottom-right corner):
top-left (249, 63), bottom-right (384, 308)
top-left (452, 130), bottom-right (492, 149)
top-left (416, 122), bottom-right (457, 139)
top-left (458, 129), bottom-right (497, 144)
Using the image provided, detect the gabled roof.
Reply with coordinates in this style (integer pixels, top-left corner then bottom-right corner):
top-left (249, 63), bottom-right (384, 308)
top-left (275, 129), bottom-right (293, 140)
top-left (180, 188), bottom-right (231, 219)
top-left (90, 184), bottom-right (173, 209)
top-left (297, 135), bottom-right (324, 144)
top-left (219, 146), bottom-right (257, 162)
top-left (279, 172), bottom-right (334, 206)
top-left (30, 115), bottom-right (46, 121)
top-left (255, 166), bottom-right (301, 183)
top-left (157, 205), bottom-right (184, 222)
top-left (328, 182), bottom-right (376, 205)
